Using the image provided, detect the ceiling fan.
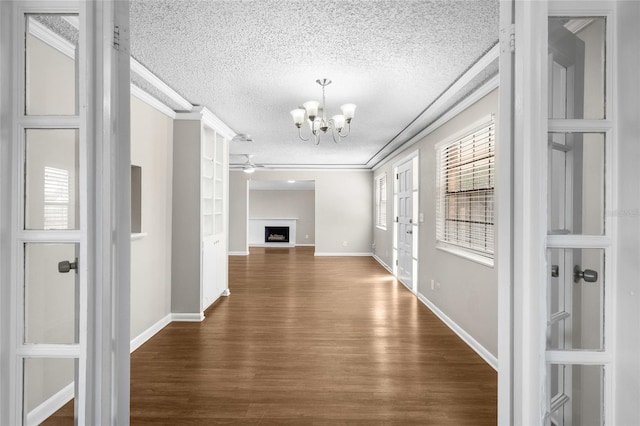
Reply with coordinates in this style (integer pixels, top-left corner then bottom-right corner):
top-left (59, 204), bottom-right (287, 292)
top-left (229, 154), bottom-right (265, 174)
top-left (231, 133), bottom-right (253, 143)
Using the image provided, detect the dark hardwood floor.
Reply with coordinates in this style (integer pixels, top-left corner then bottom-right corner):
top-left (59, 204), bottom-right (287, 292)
top-left (45, 246), bottom-right (497, 425)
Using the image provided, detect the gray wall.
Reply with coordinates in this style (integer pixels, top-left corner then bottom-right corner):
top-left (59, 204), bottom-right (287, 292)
top-left (373, 89), bottom-right (499, 357)
top-left (249, 190), bottom-right (315, 245)
top-left (230, 170), bottom-right (372, 254)
top-left (130, 95), bottom-right (174, 338)
top-left (171, 120), bottom-right (202, 313)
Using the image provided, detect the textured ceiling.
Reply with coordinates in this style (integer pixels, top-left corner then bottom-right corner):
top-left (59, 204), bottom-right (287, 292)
top-left (130, 0), bottom-right (499, 168)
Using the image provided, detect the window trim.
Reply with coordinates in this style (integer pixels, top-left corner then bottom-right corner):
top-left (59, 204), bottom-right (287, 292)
top-left (435, 115), bottom-right (495, 265)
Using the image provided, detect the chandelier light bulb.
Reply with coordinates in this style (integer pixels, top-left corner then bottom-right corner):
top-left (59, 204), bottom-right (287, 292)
top-left (290, 108), bottom-right (306, 127)
top-left (303, 101), bottom-right (320, 121)
top-left (340, 104), bottom-right (356, 122)
top-left (332, 114), bottom-right (346, 131)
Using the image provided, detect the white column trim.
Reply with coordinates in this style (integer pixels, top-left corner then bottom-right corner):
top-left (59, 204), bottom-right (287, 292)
top-left (513, 1), bottom-right (548, 424)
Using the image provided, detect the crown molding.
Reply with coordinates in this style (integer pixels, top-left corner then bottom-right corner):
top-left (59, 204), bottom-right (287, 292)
top-left (372, 74), bottom-right (499, 171)
top-left (27, 17), bottom-right (75, 59)
top-left (230, 166), bottom-right (371, 172)
top-left (130, 58), bottom-right (193, 111)
top-left (31, 15), bottom-right (198, 117)
top-left (130, 84), bottom-right (177, 119)
top-left (196, 106), bottom-right (236, 140)
top-left (368, 43), bottom-right (500, 169)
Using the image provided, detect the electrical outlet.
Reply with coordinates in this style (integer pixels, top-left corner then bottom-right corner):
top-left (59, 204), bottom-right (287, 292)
top-left (305, 234), bottom-right (309, 239)
top-left (342, 241), bottom-right (348, 247)
top-left (431, 279), bottom-right (435, 290)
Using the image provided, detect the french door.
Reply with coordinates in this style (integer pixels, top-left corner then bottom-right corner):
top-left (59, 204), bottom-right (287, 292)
top-left (393, 154), bottom-right (418, 294)
top-left (0, 1), bottom-right (131, 424)
top-left (509, 1), bottom-right (617, 424)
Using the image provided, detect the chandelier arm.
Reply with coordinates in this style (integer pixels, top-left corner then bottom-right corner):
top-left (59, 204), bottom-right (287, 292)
top-left (330, 127), bottom-right (341, 144)
top-left (297, 126), bottom-right (310, 141)
top-left (314, 132), bottom-right (321, 145)
top-left (338, 122), bottom-right (351, 138)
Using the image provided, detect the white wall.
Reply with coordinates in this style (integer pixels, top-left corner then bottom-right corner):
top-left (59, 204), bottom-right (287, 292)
top-left (230, 170), bottom-right (372, 255)
top-left (249, 190), bottom-right (315, 245)
top-left (130, 95), bottom-right (174, 338)
top-left (614, 2), bottom-right (640, 423)
top-left (373, 89), bottom-right (499, 358)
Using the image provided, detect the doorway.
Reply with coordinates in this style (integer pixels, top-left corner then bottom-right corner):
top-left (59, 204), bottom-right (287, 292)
top-left (393, 154), bottom-right (419, 293)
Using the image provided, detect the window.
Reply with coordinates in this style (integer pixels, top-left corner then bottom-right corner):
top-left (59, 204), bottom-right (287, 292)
top-left (375, 173), bottom-right (387, 229)
top-left (43, 166), bottom-right (69, 229)
top-left (436, 119), bottom-right (495, 260)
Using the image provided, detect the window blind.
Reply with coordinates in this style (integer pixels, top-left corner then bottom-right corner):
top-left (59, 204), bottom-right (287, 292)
top-left (44, 166), bottom-right (70, 229)
top-left (375, 173), bottom-right (387, 228)
top-left (436, 120), bottom-right (495, 256)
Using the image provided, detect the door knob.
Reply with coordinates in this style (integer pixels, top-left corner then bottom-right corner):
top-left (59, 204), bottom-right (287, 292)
top-left (58, 258), bottom-right (78, 274)
top-left (551, 265), bottom-right (559, 277)
top-left (573, 265), bottom-right (597, 283)
top-left (406, 230), bottom-right (413, 234)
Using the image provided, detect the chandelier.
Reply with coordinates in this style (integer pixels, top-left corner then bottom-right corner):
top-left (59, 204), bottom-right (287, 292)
top-left (290, 78), bottom-right (356, 145)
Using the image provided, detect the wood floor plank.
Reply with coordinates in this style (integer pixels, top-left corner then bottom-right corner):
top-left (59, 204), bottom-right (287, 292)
top-left (43, 246), bottom-right (496, 424)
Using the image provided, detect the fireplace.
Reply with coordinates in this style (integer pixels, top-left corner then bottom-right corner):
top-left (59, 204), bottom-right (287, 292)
top-left (265, 226), bottom-right (290, 243)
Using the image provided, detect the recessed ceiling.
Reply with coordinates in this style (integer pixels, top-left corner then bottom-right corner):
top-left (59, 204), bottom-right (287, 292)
top-left (130, 0), bottom-right (499, 168)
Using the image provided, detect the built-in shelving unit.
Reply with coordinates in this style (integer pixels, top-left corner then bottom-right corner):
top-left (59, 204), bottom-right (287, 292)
top-left (172, 107), bottom-right (231, 319)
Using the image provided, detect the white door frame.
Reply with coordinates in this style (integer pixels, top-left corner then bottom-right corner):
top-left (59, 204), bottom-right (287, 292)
top-left (0, 1), bottom-right (131, 424)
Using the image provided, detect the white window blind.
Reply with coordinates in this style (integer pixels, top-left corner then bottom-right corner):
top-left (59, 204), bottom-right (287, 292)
top-left (436, 120), bottom-right (495, 257)
top-left (375, 173), bottom-right (387, 229)
top-left (44, 166), bottom-right (70, 229)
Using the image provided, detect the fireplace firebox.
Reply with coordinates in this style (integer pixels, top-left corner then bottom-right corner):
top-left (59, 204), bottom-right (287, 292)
top-left (265, 226), bottom-right (290, 243)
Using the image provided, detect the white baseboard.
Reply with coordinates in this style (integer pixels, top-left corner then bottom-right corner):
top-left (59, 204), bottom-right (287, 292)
top-left (171, 312), bottom-right (205, 322)
top-left (314, 252), bottom-right (373, 257)
top-left (130, 314), bottom-right (172, 353)
top-left (228, 251), bottom-right (249, 256)
top-left (417, 292), bottom-right (498, 370)
top-left (26, 382), bottom-right (74, 426)
top-left (295, 243), bottom-right (315, 247)
top-left (372, 254), bottom-right (392, 272)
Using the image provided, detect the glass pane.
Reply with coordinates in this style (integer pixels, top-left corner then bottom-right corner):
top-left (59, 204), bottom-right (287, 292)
top-left (215, 134), bottom-right (224, 160)
top-left (203, 128), bottom-right (214, 159)
top-left (547, 248), bottom-right (604, 350)
top-left (548, 364), bottom-right (603, 426)
top-left (548, 17), bottom-right (606, 119)
top-left (23, 358), bottom-right (75, 425)
top-left (25, 15), bottom-right (79, 116)
top-left (24, 243), bottom-right (78, 344)
top-left (548, 133), bottom-right (605, 235)
top-left (25, 129), bottom-right (79, 230)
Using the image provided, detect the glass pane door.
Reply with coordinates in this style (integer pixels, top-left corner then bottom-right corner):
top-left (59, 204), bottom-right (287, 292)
top-left (17, 9), bottom-right (83, 426)
top-left (546, 9), bottom-right (611, 426)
